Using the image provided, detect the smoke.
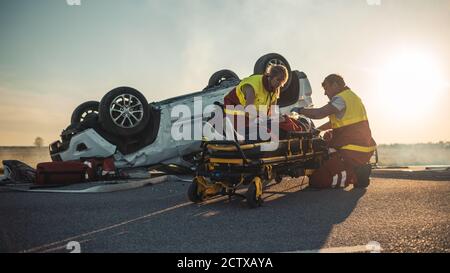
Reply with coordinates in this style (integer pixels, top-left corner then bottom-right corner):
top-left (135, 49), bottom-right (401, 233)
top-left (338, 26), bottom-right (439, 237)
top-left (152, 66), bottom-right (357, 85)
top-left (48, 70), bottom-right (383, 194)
top-left (377, 143), bottom-right (450, 166)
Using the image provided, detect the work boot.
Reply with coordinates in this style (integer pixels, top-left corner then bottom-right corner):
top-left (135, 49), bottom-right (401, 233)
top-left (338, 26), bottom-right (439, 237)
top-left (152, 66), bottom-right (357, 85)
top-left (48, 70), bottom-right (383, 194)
top-left (354, 164), bottom-right (372, 188)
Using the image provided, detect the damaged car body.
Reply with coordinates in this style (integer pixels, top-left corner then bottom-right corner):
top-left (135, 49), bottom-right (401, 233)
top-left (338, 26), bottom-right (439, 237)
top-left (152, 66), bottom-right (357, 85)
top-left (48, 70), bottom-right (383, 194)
top-left (49, 53), bottom-right (315, 173)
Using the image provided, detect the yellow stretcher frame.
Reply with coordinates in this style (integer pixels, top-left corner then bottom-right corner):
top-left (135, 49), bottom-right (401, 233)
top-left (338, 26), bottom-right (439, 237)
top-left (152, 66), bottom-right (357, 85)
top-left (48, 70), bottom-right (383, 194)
top-left (188, 137), bottom-right (327, 208)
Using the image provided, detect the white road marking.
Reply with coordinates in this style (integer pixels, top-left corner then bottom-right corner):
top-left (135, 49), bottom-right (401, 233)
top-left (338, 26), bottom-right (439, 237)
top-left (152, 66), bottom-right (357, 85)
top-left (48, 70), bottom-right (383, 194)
top-left (21, 201), bottom-right (193, 253)
top-left (284, 243), bottom-right (382, 253)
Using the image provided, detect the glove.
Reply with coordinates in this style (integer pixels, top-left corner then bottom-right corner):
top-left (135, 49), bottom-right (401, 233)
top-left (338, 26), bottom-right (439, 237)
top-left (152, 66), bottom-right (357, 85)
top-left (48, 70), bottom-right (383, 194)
top-left (323, 130), bottom-right (333, 142)
top-left (287, 111), bottom-right (300, 120)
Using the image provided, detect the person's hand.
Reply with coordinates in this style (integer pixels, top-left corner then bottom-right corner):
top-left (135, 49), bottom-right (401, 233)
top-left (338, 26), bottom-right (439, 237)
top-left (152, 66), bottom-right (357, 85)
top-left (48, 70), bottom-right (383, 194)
top-left (323, 130), bottom-right (333, 142)
top-left (288, 111), bottom-right (300, 120)
top-left (291, 107), bottom-right (304, 115)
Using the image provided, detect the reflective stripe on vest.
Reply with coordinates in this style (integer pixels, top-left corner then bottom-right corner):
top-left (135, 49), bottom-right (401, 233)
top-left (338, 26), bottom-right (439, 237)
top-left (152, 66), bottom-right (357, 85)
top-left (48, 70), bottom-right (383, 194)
top-left (223, 108), bottom-right (247, 116)
top-left (329, 89), bottom-right (376, 153)
top-left (340, 144), bottom-right (377, 153)
top-left (235, 75), bottom-right (277, 114)
top-left (329, 89), bottom-right (368, 129)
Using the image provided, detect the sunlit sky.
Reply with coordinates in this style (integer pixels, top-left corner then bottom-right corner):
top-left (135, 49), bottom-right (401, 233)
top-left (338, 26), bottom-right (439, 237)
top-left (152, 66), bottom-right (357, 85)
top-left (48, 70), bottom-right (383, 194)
top-left (0, 0), bottom-right (449, 146)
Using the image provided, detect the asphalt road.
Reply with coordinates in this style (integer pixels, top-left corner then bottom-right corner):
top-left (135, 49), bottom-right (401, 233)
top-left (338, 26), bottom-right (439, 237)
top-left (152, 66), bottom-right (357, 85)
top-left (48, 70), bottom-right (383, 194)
top-left (0, 171), bottom-right (449, 253)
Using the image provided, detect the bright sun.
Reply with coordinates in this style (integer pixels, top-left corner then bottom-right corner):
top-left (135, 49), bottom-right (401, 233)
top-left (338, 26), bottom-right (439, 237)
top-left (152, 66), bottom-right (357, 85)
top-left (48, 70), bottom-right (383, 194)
top-left (376, 49), bottom-right (446, 120)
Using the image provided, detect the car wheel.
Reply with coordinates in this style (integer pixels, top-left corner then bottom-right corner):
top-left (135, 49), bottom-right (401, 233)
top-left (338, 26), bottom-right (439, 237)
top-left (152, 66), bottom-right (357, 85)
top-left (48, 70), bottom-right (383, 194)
top-left (254, 53), bottom-right (292, 92)
top-left (99, 86), bottom-right (149, 137)
top-left (70, 101), bottom-right (99, 125)
top-left (205, 69), bottom-right (239, 90)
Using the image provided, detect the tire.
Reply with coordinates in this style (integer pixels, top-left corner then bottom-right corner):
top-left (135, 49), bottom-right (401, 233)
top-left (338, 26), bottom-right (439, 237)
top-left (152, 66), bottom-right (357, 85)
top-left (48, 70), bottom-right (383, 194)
top-left (254, 53), bottom-right (292, 92)
top-left (204, 69), bottom-right (240, 91)
top-left (98, 87), bottom-right (149, 137)
top-left (246, 182), bottom-right (262, 208)
top-left (208, 69), bottom-right (239, 86)
top-left (70, 101), bottom-right (99, 125)
top-left (187, 181), bottom-right (203, 203)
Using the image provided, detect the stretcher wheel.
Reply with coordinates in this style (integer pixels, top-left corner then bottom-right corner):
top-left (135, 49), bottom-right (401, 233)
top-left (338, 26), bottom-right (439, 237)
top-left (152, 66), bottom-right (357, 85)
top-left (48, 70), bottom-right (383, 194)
top-left (187, 182), bottom-right (204, 203)
top-left (275, 175), bottom-right (283, 184)
top-left (246, 181), bottom-right (263, 208)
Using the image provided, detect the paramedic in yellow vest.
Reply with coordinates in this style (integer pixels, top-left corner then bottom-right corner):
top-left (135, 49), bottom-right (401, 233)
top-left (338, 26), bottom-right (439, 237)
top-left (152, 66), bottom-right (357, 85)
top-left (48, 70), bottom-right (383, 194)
top-left (294, 74), bottom-right (377, 188)
top-left (223, 65), bottom-right (289, 138)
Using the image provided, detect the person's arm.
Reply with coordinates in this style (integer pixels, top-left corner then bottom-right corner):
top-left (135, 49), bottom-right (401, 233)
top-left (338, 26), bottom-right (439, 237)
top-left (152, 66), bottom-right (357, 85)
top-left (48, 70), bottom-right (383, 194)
top-left (268, 90), bottom-right (280, 119)
top-left (296, 103), bottom-right (340, 120)
top-left (241, 84), bottom-right (258, 120)
top-left (318, 121), bottom-right (332, 131)
top-left (242, 84), bottom-right (255, 106)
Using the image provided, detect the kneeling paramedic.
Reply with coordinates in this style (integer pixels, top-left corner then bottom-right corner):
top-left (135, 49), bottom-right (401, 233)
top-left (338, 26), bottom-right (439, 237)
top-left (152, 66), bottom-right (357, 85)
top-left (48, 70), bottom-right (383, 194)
top-left (293, 74), bottom-right (376, 188)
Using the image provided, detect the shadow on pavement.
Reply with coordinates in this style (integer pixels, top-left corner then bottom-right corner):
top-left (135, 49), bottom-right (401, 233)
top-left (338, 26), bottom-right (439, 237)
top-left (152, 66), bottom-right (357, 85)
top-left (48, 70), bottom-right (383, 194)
top-left (0, 177), bottom-right (367, 253)
top-left (183, 180), bottom-right (366, 252)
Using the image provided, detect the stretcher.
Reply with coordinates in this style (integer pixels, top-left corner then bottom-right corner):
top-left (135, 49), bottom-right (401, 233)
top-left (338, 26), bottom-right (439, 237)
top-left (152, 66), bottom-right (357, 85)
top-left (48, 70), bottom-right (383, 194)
top-left (188, 131), bottom-right (328, 208)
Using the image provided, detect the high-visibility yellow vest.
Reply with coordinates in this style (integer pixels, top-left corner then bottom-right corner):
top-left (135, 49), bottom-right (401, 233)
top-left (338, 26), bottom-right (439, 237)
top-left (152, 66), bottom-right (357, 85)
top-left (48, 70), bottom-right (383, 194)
top-left (329, 89), bottom-right (376, 153)
top-left (330, 89), bottom-right (368, 128)
top-left (235, 75), bottom-right (278, 114)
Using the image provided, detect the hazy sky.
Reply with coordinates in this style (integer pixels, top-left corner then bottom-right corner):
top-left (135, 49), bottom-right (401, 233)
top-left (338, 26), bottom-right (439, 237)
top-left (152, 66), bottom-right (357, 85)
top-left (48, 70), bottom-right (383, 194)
top-left (0, 0), bottom-right (449, 146)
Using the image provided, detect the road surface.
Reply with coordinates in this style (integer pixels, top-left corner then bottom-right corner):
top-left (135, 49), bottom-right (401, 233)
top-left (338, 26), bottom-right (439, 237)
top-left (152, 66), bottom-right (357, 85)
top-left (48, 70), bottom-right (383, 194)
top-left (0, 169), bottom-right (449, 253)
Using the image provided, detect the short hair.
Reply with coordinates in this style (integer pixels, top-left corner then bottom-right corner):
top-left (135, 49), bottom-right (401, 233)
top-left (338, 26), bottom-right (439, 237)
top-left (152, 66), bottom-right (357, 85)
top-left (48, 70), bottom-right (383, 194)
top-left (322, 74), bottom-right (346, 88)
top-left (267, 65), bottom-right (289, 82)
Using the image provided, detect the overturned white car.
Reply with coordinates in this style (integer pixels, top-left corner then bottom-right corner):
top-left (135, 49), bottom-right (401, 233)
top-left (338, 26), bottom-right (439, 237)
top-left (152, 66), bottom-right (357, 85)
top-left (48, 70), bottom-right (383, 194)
top-left (49, 53), bottom-right (315, 172)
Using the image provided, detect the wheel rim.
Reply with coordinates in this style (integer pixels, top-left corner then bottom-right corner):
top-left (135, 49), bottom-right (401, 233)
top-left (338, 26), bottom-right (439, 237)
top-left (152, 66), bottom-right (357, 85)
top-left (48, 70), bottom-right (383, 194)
top-left (80, 109), bottom-right (98, 122)
top-left (266, 58), bottom-right (286, 72)
top-left (217, 76), bottom-right (227, 85)
top-left (109, 94), bottom-right (144, 129)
